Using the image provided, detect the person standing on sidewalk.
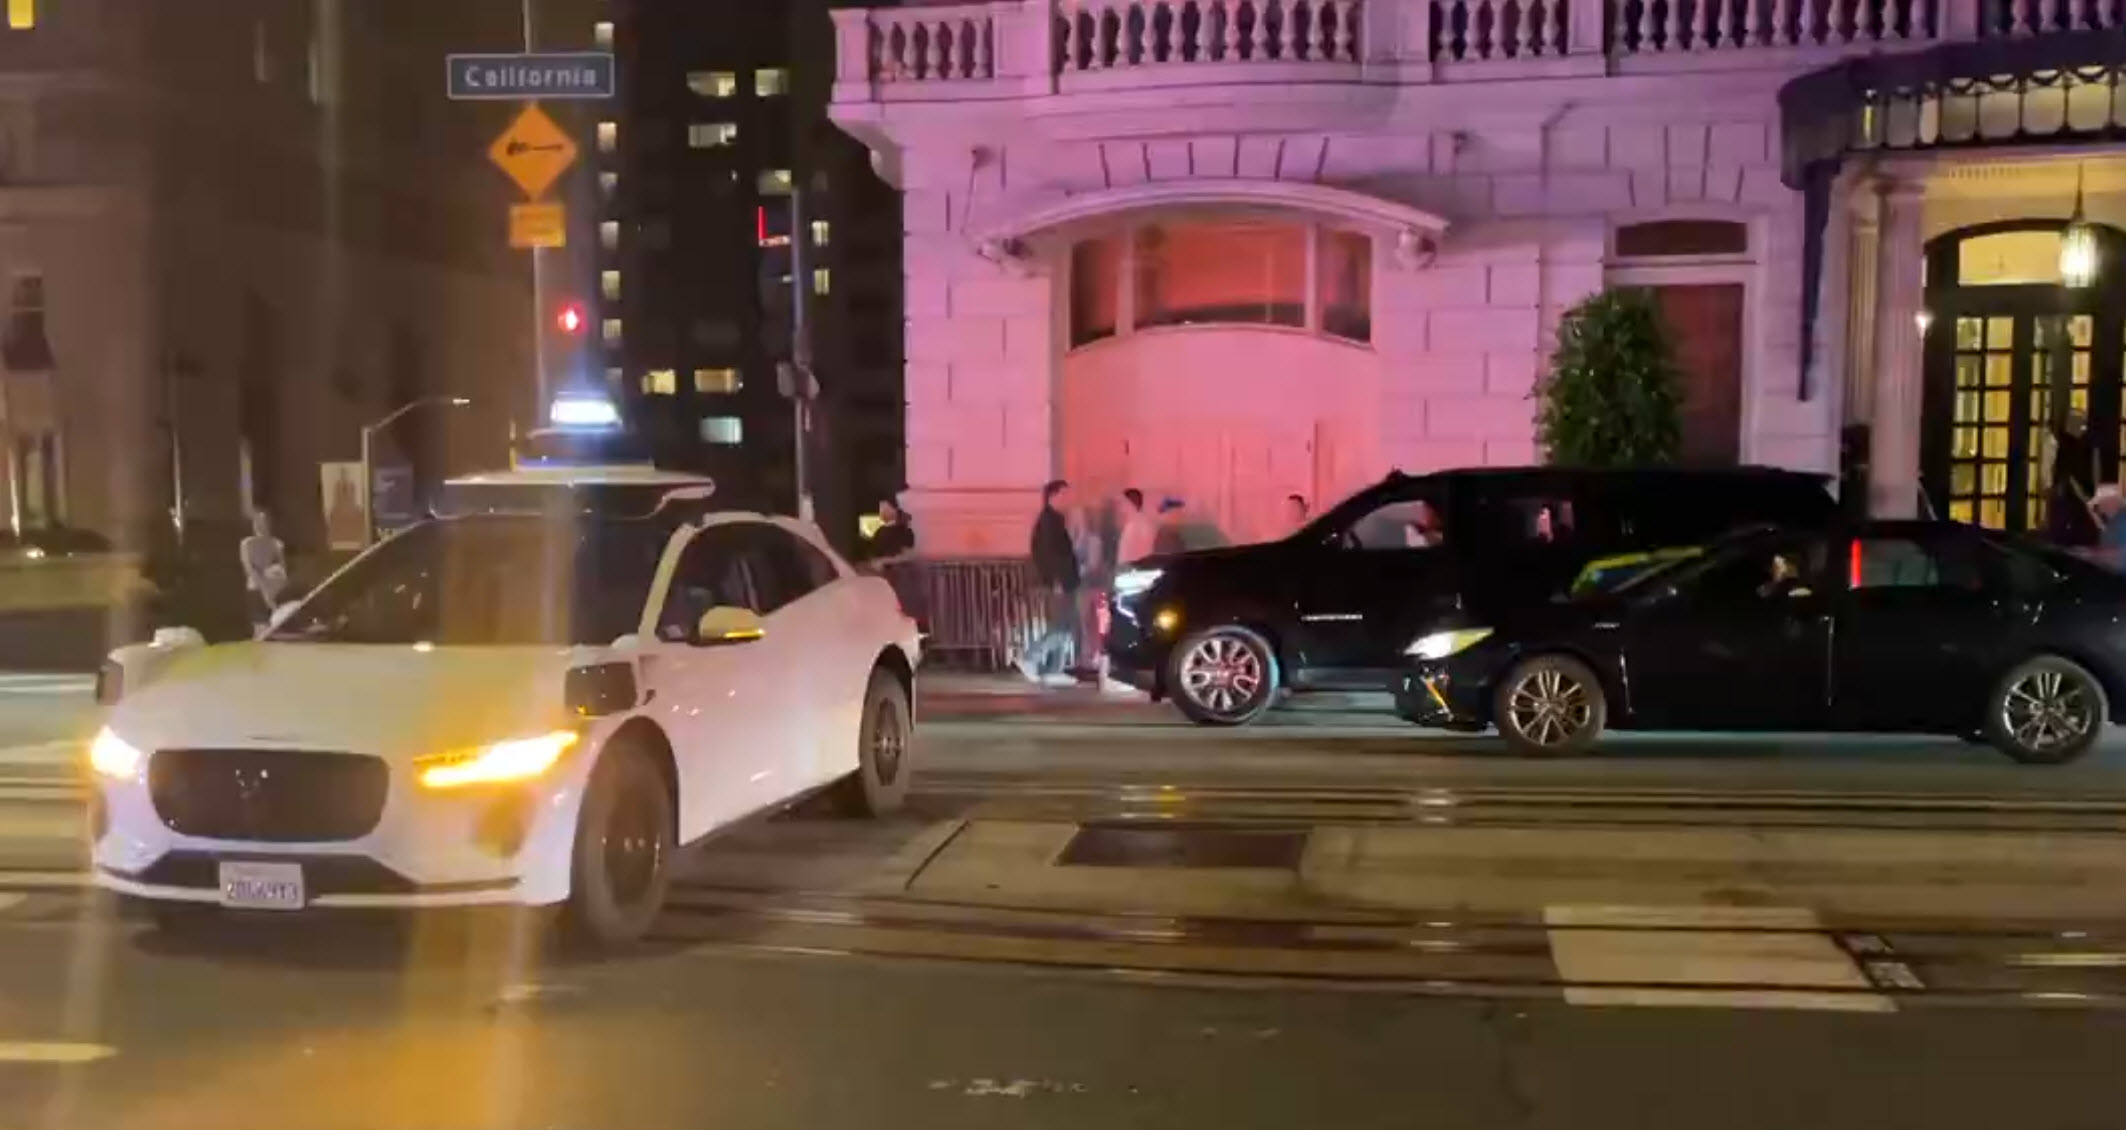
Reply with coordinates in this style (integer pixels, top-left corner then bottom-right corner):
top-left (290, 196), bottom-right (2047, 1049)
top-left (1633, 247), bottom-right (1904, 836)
top-left (239, 510), bottom-right (288, 630)
top-left (1017, 479), bottom-right (1080, 686)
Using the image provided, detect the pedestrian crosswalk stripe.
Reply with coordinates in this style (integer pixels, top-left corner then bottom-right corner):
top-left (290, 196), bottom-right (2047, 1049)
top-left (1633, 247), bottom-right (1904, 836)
top-left (0, 1041), bottom-right (115, 1063)
top-left (1545, 904), bottom-right (1897, 1013)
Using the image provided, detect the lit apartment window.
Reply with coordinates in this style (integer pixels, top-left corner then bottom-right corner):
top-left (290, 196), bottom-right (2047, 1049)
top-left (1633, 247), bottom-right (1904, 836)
top-left (757, 168), bottom-right (793, 196)
top-left (602, 318), bottom-right (623, 347)
top-left (8, 0), bottom-right (34, 31)
top-left (642, 369), bottom-right (677, 395)
top-left (688, 122), bottom-right (738, 149)
top-left (700, 416), bottom-right (744, 445)
top-left (593, 20), bottom-right (613, 48)
top-left (599, 221), bottom-right (619, 252)
top-left (811, 268), bottom-right (831, 296)
top-left (604, 367), bottom-right (623, 388)
top-left (688, 71), bottom-right (738, 98)
top-left (755, 68), bottom-right (789, 96)
top-left (693, 367), bottom-right (740, 394)
top-left (600, 270), bottom-right (621, 302)
top-left (809, 220), bottom-right (831, 246)
top-left (597, 121), bottom-right (618, 153)
top-left (598, 171), bottom-right (617, 198)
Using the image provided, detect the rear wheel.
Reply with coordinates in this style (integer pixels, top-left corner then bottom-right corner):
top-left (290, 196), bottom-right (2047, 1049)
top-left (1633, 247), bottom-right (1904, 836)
top-left (1985, 655), bottom-right (2108, 766)
top-left (834, 669), bottom-right (912, 817)
top-left (1493, 654), bottom-right (1607, 756)
top-left (1167, 625), bottom-right (1280, 726)
top-left (561, 742), bottom-right (674, 949)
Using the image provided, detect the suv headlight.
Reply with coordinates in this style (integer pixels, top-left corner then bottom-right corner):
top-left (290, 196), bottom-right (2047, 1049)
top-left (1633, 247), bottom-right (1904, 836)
top-left (1113, 567), bottom-right (1164, 599)
top-left (88, 726), bottom-right (145, 781)
top-left (1405, 628), bottom-right (1493, 661)
top-left (417, 730), bottom-right (579, 790)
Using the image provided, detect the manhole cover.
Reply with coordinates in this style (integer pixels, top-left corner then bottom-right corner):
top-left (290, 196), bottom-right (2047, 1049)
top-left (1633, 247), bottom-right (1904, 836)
top-left (1056, 823), bottom-right (1307, 870)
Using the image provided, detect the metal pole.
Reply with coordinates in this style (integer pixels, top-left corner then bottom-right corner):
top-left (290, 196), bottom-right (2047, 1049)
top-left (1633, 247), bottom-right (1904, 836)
top-left (789, 185), bottom-right (813, 521)
top-left (358, 422), bottom-right (374, 546)
top-left (0, 370), bottom-right (18, 537)
top-left (523, 0), bottom-right (549, 421)
top-left (165, 356), bottom-right (187, 546)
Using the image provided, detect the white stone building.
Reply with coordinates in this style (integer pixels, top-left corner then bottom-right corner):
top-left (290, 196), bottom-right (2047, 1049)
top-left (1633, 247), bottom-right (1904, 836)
top-left (830, 0), bottom-right (2126, 552)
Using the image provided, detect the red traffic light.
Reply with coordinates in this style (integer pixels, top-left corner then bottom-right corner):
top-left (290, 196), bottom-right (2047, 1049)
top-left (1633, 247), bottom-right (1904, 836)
top-left (555, 304), bottom-right (586, 335)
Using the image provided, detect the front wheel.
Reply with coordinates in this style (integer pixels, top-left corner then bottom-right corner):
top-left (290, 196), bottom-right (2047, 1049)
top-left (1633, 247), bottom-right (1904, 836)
top-left (1167, 625), bottom-right (1280, 726)
top-left (834, 669), bottom-right (913, 817)
top-left (561, 742), bottom-right (675, 950)
top-left (1985, 655), bottom-right (2109, 766)
top-left (1493, 654), bottom-right (1607, 756)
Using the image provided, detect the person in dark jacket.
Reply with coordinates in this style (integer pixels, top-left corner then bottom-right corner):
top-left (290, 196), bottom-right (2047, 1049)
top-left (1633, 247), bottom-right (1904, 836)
top-left (1017, 479), bottom-right (1080, 685)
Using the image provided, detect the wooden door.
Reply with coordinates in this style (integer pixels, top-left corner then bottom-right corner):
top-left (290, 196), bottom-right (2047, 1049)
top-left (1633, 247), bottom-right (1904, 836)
top-left (1653, 284), bottom-right (1745, 465)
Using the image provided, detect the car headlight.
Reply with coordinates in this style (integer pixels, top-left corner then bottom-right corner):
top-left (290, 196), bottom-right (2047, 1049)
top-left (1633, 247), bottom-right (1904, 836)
top-left (88, 727), bottom-right (145, 781)
top-left (417, 730), bottom-right (580, 790)
top-left (1114, 567), bottom-right (1164, 599)
top-left (1404, 628), bottom-right (1494, 661)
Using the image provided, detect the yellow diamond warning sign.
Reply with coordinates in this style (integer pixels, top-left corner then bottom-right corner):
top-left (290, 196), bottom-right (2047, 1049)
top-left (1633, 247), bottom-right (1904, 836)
top-left (487, 104), bottom-right (578, 200)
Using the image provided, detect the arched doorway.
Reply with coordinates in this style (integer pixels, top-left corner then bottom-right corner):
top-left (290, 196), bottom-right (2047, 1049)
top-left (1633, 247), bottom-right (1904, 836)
top-left (1920, 220), bottom-right (2126, 532)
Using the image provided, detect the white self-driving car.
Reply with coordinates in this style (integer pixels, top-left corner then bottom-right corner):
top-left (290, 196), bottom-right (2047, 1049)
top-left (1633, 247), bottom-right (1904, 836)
top-left (89, 465), bottom-right (920, 946)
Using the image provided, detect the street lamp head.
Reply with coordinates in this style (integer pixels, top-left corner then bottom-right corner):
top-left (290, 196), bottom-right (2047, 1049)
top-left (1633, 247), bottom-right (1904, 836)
top-left (449, 397), bottom-right (472, 407)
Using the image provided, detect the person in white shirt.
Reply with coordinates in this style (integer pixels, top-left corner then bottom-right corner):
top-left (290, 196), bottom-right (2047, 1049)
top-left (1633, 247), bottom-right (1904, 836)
top-left (1115, 488), bottom-right (1159, 566)
top-left (238, 510), bottom-right (288, 627)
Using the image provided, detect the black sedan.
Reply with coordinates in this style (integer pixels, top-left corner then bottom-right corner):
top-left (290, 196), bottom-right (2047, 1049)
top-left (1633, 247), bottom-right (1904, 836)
top-left (1392, 520), bottom-right (2126, 764)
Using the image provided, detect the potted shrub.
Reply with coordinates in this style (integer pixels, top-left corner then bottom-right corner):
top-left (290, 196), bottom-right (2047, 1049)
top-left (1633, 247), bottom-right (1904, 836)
top-left (1536, 288), bottom-right (1684, 467)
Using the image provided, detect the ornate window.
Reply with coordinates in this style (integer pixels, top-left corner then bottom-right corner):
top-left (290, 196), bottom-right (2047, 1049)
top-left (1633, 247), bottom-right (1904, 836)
top-left (1068, 219), bottom-right (1373, 348)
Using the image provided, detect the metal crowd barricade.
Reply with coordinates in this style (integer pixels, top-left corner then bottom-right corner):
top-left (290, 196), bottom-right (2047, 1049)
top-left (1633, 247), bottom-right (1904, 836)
top-left (879, 557), bottom-right (1047, 670)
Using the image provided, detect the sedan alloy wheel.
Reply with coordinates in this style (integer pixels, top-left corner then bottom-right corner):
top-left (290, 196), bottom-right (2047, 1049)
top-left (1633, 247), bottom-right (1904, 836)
top-left (1989, 655), bottom-right (2107, 765)
top-left (1495, 655), bottom-right (1606, 756)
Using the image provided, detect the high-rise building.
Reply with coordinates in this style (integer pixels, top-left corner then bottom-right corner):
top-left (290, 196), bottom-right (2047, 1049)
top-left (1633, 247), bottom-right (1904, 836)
top-left (593, 0), bottom-right (903, 545)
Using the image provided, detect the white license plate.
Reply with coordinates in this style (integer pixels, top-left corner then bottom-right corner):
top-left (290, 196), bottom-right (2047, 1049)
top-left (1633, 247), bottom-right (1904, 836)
top-left (217, 861), bottom-right (305, 910)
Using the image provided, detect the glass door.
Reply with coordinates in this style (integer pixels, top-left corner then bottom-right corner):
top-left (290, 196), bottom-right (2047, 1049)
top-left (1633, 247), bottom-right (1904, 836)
top-left (1940, 313), bottom-right (2091, 531)
top-left (1921, 221), bottom-right (2125, 534)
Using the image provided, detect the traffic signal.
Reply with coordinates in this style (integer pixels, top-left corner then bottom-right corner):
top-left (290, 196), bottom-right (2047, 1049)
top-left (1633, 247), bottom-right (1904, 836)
top-left (555, 302), bottom-right (586, 336)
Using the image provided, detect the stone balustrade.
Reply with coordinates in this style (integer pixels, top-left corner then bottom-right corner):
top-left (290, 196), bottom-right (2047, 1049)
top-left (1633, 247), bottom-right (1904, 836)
top-left (832, 1), bottom-right (2115, 99)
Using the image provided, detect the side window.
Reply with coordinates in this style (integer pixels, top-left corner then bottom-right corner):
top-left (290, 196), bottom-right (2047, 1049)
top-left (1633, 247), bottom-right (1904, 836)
top-left (740, 525), bottom-right (835, 614)
top-left (656, 527), bottom-right (754, 642)
top-left (1679, 536), bottom-right (1829, 606)
top-left (1343, 496), bottom-right (1446, 550)
top-left (787, 530), bottom-right (841, 591)
top-left (1850, 537), bottom-right (1985, 593)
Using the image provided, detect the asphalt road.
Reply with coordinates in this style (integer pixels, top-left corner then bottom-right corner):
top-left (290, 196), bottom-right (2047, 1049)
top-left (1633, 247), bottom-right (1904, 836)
top-left (0, 909), bottom-right (2124, 1130)
top-left (7, 674), bottom-right (2126, 1127)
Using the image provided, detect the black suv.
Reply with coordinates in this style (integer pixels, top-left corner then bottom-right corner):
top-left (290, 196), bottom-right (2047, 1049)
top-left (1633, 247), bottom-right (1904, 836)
top-left (1106, 466), bottom-right (1838, 725)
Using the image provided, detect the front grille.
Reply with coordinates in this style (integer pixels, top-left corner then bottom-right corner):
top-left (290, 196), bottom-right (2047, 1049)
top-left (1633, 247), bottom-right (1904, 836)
top-left (148, 749), bottom-right (389, 843)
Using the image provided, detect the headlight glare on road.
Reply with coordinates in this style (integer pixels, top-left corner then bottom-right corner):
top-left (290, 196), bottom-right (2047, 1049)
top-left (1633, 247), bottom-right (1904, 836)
top-left (1405, 628), bottom-right (1493, 660)
top-left (1114, 567), bottom-right (1163, 598)
top-left (88, 726), bottom-right (145, 781)
top-left (417, 730), bottom-right (579, 790)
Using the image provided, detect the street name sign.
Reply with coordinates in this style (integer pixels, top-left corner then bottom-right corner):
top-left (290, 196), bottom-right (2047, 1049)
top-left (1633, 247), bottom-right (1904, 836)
top-left (488, 104), bottom-right (579, 200)
top-left (509, 202), bottom-right (566, 249)
top-left (448, 52), bottom-right (614, 100)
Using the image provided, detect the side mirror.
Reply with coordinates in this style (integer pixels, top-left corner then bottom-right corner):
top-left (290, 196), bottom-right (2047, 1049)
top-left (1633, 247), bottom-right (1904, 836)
top-left (693, 605), bottom-right (766, 647)
top-left (151, 626), bottom-right (205, 649)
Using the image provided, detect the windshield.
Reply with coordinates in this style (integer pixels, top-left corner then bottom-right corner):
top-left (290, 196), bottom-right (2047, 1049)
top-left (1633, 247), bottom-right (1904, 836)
top-left (268, 516), bottom-right (667, 646)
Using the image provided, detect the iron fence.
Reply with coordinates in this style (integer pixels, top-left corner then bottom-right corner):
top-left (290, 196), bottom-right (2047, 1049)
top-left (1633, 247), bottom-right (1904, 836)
top-left (877, 557), bottom-right (1052, 670)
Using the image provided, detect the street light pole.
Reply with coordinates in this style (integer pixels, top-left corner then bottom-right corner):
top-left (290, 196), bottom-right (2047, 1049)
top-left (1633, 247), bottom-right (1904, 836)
top-left (522, 0), bottom-right (550, 421)
top-left (360, 395), bottom-right (470, 544)
top-left (787, 184), bottom-right (815, 522)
